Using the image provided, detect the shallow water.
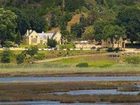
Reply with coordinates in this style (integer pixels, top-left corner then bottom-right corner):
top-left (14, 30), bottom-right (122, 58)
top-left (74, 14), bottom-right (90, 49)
top-left (0, 101), bottom-right (139, 105)
top-left (0, 76), bottom-right (140, 83)
top-left (52, 89), bottom-right (140, 95)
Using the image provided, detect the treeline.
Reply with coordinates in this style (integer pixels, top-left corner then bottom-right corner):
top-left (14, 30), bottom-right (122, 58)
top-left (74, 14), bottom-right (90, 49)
top-left (0, 0), bottom-right (140, 47)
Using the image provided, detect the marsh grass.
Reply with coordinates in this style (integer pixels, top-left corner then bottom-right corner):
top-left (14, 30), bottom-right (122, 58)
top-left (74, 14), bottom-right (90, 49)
top-left (0, 63), bottom-right (140, 75)
top-left (0, 55), bottom-right (140, 75)
top-left (0, 82), bottom-right (139, 103)
top-left (51, 55), bottom-right (117, 68)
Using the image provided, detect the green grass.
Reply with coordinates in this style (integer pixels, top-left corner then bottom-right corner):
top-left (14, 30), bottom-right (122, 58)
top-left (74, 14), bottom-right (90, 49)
top-left (51, 55), bottom-right (116, 68)
top-left (0, 63), bottom-right (140, 75)
top-left (88, 61), bottom-right (115, 68)
top-left (0, 55), bottom-right (140, 75)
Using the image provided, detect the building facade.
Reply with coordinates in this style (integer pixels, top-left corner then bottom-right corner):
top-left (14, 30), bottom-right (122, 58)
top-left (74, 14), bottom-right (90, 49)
top-left (25, 30), bottom-right (62, 45)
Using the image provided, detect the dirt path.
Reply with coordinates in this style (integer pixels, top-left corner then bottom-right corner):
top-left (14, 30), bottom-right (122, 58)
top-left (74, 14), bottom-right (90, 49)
top-left (35, 54), bottom-right (95, 63)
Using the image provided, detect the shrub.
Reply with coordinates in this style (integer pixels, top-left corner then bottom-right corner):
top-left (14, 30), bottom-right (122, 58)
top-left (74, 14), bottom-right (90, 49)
top-left (34, 53), bottom-right (45, 60)
top-left (107, 47), bottom-right (114, 52)
top-left (76, 63), bottom-right (88, 67)
top-left (47, 38), bottom-right (57, 48)
top-left (107, 47), bottom-right (120, 53)
top-left (16, 53), bottom-right (25, 64)
top-left (114, 48), bottom-right (120, 53)
top-left (27, 46), bottom-right (38, 57)
top-left (59, 43), bottom-right (75, 50)
top-left (1, 50), bottom-right (12, 63)
top-left (3, 41), bottom-right (14, 48)
top-left (125, 56), bottom-right (140, 64)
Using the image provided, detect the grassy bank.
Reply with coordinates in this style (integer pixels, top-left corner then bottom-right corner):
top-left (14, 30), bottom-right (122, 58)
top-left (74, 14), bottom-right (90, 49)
top-left (0, 50), bottom-right (100, 63)
top-left (0, 54), bottom-right (140, 77)
top-left (0, 81), bottom-right (139, 103)
top-left (0, 63), bottom-right (140, 77)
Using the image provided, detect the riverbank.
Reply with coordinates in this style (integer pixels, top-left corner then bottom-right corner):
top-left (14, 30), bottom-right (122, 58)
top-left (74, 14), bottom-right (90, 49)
top-left (0, 81), bottom-right (140, 103)
top-left (0, 65), bottom-right (140, 77)
top-left (0, 53), bottom-right (140, 77)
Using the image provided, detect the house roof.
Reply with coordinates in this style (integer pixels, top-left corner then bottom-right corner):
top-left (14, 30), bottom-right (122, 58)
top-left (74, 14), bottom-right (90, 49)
top-left (26, 30), bottom-right (58, 39)
top-left (38, 32), bottom-right (56, 39)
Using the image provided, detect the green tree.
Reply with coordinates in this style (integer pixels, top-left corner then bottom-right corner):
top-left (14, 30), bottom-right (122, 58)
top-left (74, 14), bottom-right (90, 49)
top-left (94, 20), bottom-right (108, 42)
top-left (71, 23), bottom-right (85, 38)
top-left (50, 13), bottom-right (58, 28)
top-left (61, 30), bottom-right (73, 43)
top-left (3, 41), bottom-right (14, 48)
top-left (29, 14), bottom-right (47, 33)
top-left (117, 7), bottom-right (140, 43)
top-left (65, 0), bottom-right (85, 12)
top-left (103, 24), bottom-right (125, 47)
top-left (82, 26), bottom-right (95, 40)
top-left (16, 53), bottom-right (25, 64)
top-left (1, 50), bottom-right (11, 63)
top-left (26, 46), bottom-right (38, 57)
top-left (11, 8), bottom-right (29, 36)
top-left (59, 12), bottom-right (72, 31)
top-left (47, 38), bottom-right (57, 48)
top-left (0, 8), bottom-right (17, 46)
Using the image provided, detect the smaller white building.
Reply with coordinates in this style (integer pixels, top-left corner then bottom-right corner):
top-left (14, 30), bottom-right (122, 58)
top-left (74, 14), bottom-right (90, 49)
top-left (25, 30), bottom-right (62, 45)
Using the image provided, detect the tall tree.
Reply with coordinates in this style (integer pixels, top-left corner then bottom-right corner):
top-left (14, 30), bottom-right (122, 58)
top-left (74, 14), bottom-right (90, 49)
top-left (94, 20), bottom-right (108, 42)
top-left (82, 26), bottom-right (95, 40)
top-left (28, 10), bottom-right (47, 33)
top-left (0, 8), bottom-right (17, 45)
top-left (103, 24), bottom-right (125, 47)
top-left (10, 8), bottom-right (29, 36)
top-left (117, 7), bottom-right (140, 43)
top-left (71, 23), bottom-right (85, 38)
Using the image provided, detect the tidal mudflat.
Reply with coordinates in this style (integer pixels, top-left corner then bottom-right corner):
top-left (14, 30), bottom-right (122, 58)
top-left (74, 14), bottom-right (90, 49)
top-left (0, 81), bottom-right (140, 103)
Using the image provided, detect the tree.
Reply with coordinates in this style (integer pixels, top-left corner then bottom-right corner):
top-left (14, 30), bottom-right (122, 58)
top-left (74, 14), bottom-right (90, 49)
top-left (26, 46), bottom-right (38, 57)
top-left (94, 20), bottom-right (108, 42)
top-left (16, 53), bottom-right (25, 64)
top-left (47, 38), bottom-right (57, 48)
top-left (50, 13), bottom-right (58, 28)
top-left (103, 24), bottom-right (125, 47)
top-left (1, 50), bottom-right (11, 63)
top-left (10, 8), bottom-right (29, 36)
top-left (117, 7), bottom-right (140, 43)
top-left (0, 8), bottom-right (17, 46)
top-left (8, 8), bottom-right (30, 44)
top-left (71, 23), bottom-right (85, 38)
top-left (29, 14), bottom-right (47, 33)
top-left (61, 30), bottom-right (71, 43)
top-left (3, 41), bottom-right (14, 48)
top-left (59, 12), bottom-right (72, 31)
top-left (82, 26), bottom-right (95, 40)
top-left (65, 0), bottom-right (85, 12)
top-left (86, 11), bottom-right (97, 26)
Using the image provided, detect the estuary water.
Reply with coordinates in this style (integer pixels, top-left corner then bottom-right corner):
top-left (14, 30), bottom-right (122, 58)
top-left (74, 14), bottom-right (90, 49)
top-left (52, 89), bottom-right (140, 95)
top-left (0, 101), bottom-right (139, 105)
top-left (0, 76), bottom-right (140, 83)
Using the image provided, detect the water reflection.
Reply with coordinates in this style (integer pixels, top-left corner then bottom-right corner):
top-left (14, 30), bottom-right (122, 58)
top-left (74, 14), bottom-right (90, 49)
top-left (52, 89), bottom-right (140, 95)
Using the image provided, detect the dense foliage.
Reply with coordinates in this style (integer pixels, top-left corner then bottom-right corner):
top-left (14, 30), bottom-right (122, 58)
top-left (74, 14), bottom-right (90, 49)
top-left (1, 50), bottom-right (12, 63)
top-left (47, 38), bottom-right (57, 48)
top-left (125, 56), bottom-right (140, 64)
top-left (0, 0), bottom-right (139, 46)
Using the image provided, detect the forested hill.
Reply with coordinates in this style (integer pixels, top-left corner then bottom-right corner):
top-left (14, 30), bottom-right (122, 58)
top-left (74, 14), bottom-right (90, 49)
top-left (0, 0), bottom-right (140, 46)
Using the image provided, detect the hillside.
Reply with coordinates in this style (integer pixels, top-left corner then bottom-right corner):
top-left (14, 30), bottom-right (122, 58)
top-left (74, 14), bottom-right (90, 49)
top-left (0, 0), bottom-right (140, 46)
top-left (67, 14), bottom-right (81, 32)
